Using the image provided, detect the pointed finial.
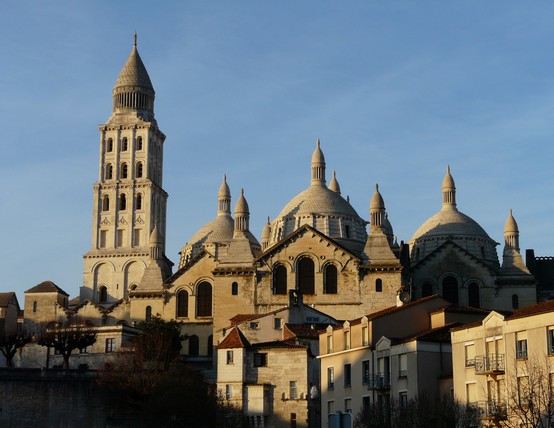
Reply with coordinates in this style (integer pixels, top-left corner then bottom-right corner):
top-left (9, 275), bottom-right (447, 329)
top-left (134, 32), bottom-right (137, 47)
top-left (347, 195), bottom-right (350, 202)
top-left (241, 188), bottom-right (244, 196)
top-left (267, 216), bottom-right (270, 224)
top-left (447, 164), bottom-right (450, 174)
top-left (376, 183), bottom-right (379, 192)
top-left (317, 138), bottom-right (320, 148)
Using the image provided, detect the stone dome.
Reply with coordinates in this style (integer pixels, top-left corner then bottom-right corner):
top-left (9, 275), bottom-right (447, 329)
top-left (409, 167), bottom-right (499, 267)
top-left (188, 215), bottom-right (234, 246)
top-left (267, 140), bottom-right (367, 254)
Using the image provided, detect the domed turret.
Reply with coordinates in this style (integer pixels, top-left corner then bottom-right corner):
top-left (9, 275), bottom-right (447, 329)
top-left (329, 170), bottom-right (341, 194)
top-left (311, 138), bottom-right (326, 186)
top-left (442, 165), bottom-right (456, 210)
top-left (261, 217), bottom-right (271, 250)
top-left (504, 209), bottom-right (519, 251)
top-left (370, 184), bottom-right (386, 232)
top-left (218, 175), bottom-right (231, 215)
top-left (234, 189), bottom-right (250, 234)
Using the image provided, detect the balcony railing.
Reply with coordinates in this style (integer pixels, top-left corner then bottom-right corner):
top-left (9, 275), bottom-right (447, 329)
top-left (474, 354), bottom-right (505, 374)
top-left (368, 373), bottom-right (390, 390)
top-left (478, 401), bottom-right (508, 421)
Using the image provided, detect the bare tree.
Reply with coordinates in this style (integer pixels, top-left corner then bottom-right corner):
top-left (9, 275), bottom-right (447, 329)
top-left (0, 330), bottom-right (32, 367)
top-left (37, 319), bottom-right (97, 369)
top-left (501, 354), bottom-right (554, 428)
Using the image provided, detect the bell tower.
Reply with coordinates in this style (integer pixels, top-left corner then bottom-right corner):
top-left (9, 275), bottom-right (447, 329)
top-left (81, 36), bottom-right (169, 305)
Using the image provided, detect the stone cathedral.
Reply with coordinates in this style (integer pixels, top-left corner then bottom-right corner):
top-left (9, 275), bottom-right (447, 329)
top-left (27, 39), bottom-right (537, 359)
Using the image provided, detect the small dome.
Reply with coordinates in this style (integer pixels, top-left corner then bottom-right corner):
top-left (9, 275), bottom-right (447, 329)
top-left (218, 175), bottom-right (231, 198)
top-left (311, 138), bottom-right (325, 164)
top-left (411, 209), bottom-right (492, 242)
top-left (329, 170), bottom-right (341, 194)
top-left (370, 184), bottom-right (385, 210)
top-left (504, 209), bottom-right (519, 234)
top-left (150, 225), bottom-right (161, 245)
top-left (235, 189), bottom-right (249, 214)
top-left (188, 215), bottom-right (234, 246)
top-left (442, 165), bottom-right (455, 189)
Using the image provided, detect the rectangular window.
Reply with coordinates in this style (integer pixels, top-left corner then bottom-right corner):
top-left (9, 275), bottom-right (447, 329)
top-left (327, 400), bottom-right (335, 415)
top-left (290, 413), bottom-right (297, 428)
top-left (362, 326), bottom-right (369, 346)
top-left (466, 382), bottom-right (477, 405)
top-left (328, 367), bottom-right (334, 389)
top-left (344, 398), bottom-right (352, 414)
top-left (253, 353), bottom-right (267, 367)
top-left (226, 350), bottom-right (234, 365)
top-left (399, 354), bottom-right (407, 377)
top-left (290, 381), bottom-right (298, 400)
top-left (274, 318), bottom-right (283, 329)
top-left (344, 330), bottom-right (351, 350)
top-left (327, 334), bottom-right (333, 353)
top-left (362, 396), bottom-right (370, 412)
top-left (362, 360), bottom-right (370, 384)
top-left (548, 327), bottom-right (554, 355)
top-left (399, 392), bottom-right (408, 409)
top-left (105, 338), bottom-right (115, 353)
top-left (516, 332), bottom-right (528, 359)
top-left (79, 347), bottom-right (88, 354)
top-left (225, 384), bottom-right (232, 400)
top-left (117, 229), bottom-right (124, 247)
top-left (465, 343), bottom-right (476, 367)
top-left (518, 376), bottom-right (529, 405)
top-left (133, 229), bottom-right (141, 246)
top-left (100, 230), bottom-right (107, 248)
top-left (344, 363), bottom-right (352, 387)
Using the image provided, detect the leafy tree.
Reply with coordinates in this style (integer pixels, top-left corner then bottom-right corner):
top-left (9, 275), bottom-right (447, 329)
top-left (37, 320), bottom-right (97, 369)
top-left (0, 330), bottom-right (32, 367)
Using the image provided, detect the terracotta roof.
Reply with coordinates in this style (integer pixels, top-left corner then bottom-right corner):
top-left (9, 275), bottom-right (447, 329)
top-left (345, 295), bottom-right (447, 328)
top-left (251, 340), bottom-right (308, 350)
top-left (431, 304), bottom-right (490, 315)
top-left (229, 308), bottom-right (287, 326)
top-left (25, 281), bottom-right (68, 296)
top-left (285, 323), bottom-right (328, 339)
top-left (506, 299), bottom-right (554, 321)
top-left (216, 327), bottom-right (250, 349)
top-left (0, 292), bottom-right (17, 308)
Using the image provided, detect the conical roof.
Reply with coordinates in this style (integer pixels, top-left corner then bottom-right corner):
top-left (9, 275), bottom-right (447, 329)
top-left (218, 175), bottom-right (231, 198)
top-left (311, 138), bottom-right (325, 164)
top-left (235, 189), bottom-right (249, 214)
top-left (261, 217), bottom-right (271, 240)
top-left (370, 184), bottom-right (385, 210)
top-left (504, 209), bottom-right (519, 234)
top-left (442, 165), bottom-right (455, 189)
top-left (114, 37), bottom-right (154, 91)
top-left (329, 170), bottom-right (341, 194)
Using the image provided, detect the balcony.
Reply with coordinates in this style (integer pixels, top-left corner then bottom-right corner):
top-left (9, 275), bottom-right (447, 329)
top-left (368, 373), bottom-right (390, 390)
top-left (474, 354), bottom-right (505, 375)
top-left (478, 401), bottom-right (508, 421)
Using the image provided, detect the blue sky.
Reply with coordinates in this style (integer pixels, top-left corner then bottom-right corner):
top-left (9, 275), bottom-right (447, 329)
top-left (2, 1), bottom-right (554, 303)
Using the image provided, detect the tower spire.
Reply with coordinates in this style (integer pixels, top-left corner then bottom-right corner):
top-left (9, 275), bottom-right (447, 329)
top-left (134, 32), bottom-right (137, 47)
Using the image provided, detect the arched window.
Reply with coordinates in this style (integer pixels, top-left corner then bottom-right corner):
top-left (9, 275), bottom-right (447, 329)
top-left (99, 286), bottom-right (108, 303)
top-left (102, 195), bottom-right (110, 211)
top-left (122, 138), bottom-right (128, 151)
top-left (324, 264), bottom-right (338, 294)
top-left (119, 194), bottom-right (126, 210)
top-left (207, 335), bottom-right (213, 357)
top-left (421, 282), bottom-right (433, 298)
top-left (189, 335), bottom-right (199, 356)
top-left (177, 290), bottom-right (188, 317)
top-left (136, 162), bottom-right (143, 178)
top-left (273, 265), bottom-right (287, 295)
top-left (136, 194), bottom-right (142, 210)
top-left (145, 306), bottom-right (152, 321)
top-left (106, 138), bottom-right (113, 152)
top-left (297, 257), bottom-right (315, 295)
top-left (105, 164), bottom-right (113, 180)
top-left (468, 282), bottom-right (480, 308)
top-left (136, 136), bottom-right (143, 151)
top-left (196, 282), bottom-right (212, 317)
top-left (442, 276), bottom-right (459, 304)
top-left (375, 278), bottom-right (383, 292)
top-left (231, 282), bottom-right (238, 296)
top-left (33, 301), bottom-right (37, 313)
top-left (121, 163), bottom-right (128, 179)
top-left (512, 294), bottom-right (519, 310)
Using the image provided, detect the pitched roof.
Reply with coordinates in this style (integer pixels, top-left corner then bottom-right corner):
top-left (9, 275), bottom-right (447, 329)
top-left (216, 327), bottom-right (250, 350)
top-left (0, 292), bottom-right (18, 308)
top-left (285, 323), bottom-right (328, 339)
top-left (251, 339), bottom-right (308, 350)
top-left (506, 299), bottom-right (554, 321)
top-left (25, 281), bottom-right (69, 296)
top-left (431, 303), bottom-right (490, 316)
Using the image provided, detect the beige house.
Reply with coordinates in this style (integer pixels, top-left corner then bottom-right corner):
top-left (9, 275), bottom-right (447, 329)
top-left (451, 299), bottom-right (554, 427)
top-left (216, 327), bottom-right (314, 428)
top-left (318, 296), bottom-right (489, 427)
